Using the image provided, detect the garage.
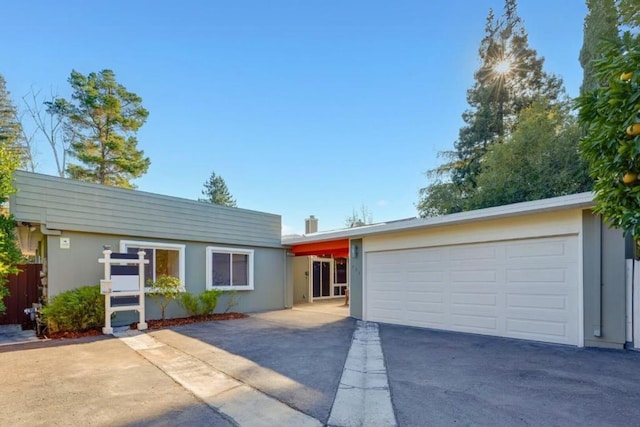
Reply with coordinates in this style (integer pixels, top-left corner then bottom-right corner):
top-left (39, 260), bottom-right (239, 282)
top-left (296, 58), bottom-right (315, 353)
top-left (284, 192), bottom-right (629, 348)
top-left (365, 235), bottom-right (580, 345)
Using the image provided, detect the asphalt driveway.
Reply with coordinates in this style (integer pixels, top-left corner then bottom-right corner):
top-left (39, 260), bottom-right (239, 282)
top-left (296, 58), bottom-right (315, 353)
top-left (0, 308), bottom-right (354, 426)
top-left (3, 308), bottom-right (640, 426)
top-left (159, 309), bottom-right (356, 423)
top-left (380, 324), bottom-right (640, 427)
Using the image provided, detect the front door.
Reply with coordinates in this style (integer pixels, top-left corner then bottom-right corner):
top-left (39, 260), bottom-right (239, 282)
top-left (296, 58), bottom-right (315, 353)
top-left (312, 259), bottom-right (331, 299)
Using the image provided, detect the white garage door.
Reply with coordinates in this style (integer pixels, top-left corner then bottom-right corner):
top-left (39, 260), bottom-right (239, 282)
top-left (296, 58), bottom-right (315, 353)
top-left (365, 236), bottom-right (579, 345)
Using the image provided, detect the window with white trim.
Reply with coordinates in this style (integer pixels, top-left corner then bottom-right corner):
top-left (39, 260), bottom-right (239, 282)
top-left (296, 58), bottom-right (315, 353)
top-left (119, 240), bottom-right (186, 291)
top-left (206, 246), bottom-right (254, 290)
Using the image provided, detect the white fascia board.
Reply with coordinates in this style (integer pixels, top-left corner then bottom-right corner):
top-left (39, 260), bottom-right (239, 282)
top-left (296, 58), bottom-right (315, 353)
top-left (282, 192), bottom-right (595, 245)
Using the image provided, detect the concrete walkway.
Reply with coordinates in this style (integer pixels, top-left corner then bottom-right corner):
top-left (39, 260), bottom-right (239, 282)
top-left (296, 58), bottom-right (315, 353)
top-left (293, 298), bottom-right (350, 317)
top-left (0, 324), bottom-right (41, 346)
top-left (328, 321), bottom-right (397, 427)
top-left (117, 330), bottom-right (322, 427)
top-left (116, 313), bottom-right (397, 426)
top-left (0, 335), bottom-right (228, 426)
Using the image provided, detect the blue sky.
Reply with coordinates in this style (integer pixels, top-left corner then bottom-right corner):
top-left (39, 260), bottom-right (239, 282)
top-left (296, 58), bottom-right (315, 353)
top-left (2, 1), bottom-right (587, 235)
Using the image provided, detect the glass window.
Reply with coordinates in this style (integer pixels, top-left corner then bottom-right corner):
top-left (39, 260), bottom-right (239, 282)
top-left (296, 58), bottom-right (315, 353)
top-left (211, 252), bottom-right (231, 286)
top-left (206, 247), bottom-right (254, 290)
top-left (232, 253), bottom-right (249, 286)
top-left (121, 241), bottom-right (185, 291)
top-left (335, 258), bottom-right (348, 284)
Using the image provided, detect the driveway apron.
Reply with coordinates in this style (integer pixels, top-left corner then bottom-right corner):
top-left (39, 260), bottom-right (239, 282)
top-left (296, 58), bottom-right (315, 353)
top-left (379, 323), bottom-right (640, 427)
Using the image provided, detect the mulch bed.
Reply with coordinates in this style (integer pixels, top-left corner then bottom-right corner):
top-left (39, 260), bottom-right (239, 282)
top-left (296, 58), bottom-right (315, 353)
top-left (44, 312), bottom-right (248, 340)
top-left (131, 312), bottom-right (248, 329)
top-left (46, 329), bottom-right (102, 340)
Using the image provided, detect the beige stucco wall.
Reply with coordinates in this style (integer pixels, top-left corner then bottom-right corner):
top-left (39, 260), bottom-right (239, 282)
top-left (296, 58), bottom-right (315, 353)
top-left (293, 256), bottom-right (310, 304)
top-left (364, 209), bottom-right (583, 253)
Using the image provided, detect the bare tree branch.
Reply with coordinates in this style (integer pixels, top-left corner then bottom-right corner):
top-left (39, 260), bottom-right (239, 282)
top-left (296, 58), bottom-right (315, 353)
top-left (21, 87), bottom-right (72, 177)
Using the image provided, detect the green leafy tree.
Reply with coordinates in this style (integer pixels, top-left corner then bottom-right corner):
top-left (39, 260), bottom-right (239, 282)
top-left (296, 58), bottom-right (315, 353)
top-left (469, 101), bottom-right (592, 209)
top-left (577, 31), bottom-right (640, 239)
top-left (200, 171), bottom-right (237, 207)
top-left (0, 74), bottom-right (24, 314)
top-left (417, 180), bottom-right (467, 217)
top-left (418, 0), bottom-right (565, 216)
top-left (579, 0), bottom-right (619, 95)
top-left (148, 275), bottom-right (182, 320)
top-left (54, 69), bottom-right (150, 189)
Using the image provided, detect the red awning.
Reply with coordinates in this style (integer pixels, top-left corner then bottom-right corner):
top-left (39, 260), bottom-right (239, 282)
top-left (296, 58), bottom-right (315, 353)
top-left (291, 239), bottom-right (349, 258)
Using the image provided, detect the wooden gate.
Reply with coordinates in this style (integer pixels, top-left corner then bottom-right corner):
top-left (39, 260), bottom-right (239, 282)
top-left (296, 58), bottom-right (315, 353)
top-left (0, 264), bottom-right (41, 328)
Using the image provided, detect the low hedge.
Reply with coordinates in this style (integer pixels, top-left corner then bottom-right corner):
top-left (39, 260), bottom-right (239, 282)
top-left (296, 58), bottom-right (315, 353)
top-left (41, 285), bottom-right (104, 333)
top-left (180, 289), bottom-right (223, 316)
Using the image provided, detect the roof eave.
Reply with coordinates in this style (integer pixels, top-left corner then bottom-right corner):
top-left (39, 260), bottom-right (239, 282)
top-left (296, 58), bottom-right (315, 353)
top-left (282, 192), bottom-right (595, 245)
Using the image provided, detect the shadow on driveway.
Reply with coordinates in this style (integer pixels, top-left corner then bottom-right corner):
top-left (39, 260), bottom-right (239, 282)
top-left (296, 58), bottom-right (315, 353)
top-left (159, 308), bottom-right (356, 424)
top-left (380, 324), bottom-right (640, 426)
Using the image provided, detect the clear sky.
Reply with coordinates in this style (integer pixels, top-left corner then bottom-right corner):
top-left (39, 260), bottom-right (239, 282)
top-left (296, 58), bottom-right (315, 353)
top-left (2, 1), bottom-right (587, 235)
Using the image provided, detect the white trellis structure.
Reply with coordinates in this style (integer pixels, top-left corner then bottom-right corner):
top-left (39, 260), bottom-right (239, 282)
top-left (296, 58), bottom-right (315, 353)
top-left (99, 249), bottom-right (149, 334)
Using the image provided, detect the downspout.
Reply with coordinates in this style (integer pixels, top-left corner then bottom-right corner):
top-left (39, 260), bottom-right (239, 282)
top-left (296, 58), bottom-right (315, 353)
top-left (38, 213), bottom-right (62, 303)
top-left (40, 213), bottom-right (62, 236)
top-left (283, 249), bottom-right (296, 308)
top-left (594, 218), bottom-right (603, 337)
top-left (283, 249), bottom-right (288, 308)
top-left (40, 223), bottom-right (62, 236)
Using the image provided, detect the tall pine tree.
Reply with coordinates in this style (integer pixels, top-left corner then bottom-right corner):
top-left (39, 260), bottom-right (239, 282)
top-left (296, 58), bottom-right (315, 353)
top-left (618, 0), bottom-right (640, 28)
top-left (200, 171), bottom-right (237, 207)
top-left (0, 75), bottom-right (22, 155)
top-left (579, 0), bottom-right (619, 95)
top-left (55, 69), bottom-right (150, 189)
top-left (418, 0), bottom-right (565, 216)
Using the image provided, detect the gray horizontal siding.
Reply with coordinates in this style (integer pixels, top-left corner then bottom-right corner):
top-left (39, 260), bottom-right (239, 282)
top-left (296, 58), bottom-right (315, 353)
top-left (11, 171), bottom-right (282, 248)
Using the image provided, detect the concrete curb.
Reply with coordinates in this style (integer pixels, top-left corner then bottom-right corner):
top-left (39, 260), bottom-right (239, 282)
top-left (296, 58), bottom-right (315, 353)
top-left (116, 330), bottom-right (322, 427)
top-left (328, 321), bottom-right (397, 427)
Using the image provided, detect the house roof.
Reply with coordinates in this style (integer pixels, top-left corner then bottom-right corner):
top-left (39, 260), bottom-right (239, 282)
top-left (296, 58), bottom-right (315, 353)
top-left (12, 171), bottom-right (284, 248)
top-left (282, 192), bottom-right (595, 245)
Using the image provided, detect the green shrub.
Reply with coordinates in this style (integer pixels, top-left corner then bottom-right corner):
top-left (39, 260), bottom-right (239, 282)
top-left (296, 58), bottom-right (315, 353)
top-left (199, 289), bottom-right (222, 315)
top-left (148, 275), bottom-right (182, 320)
top-left (180, 292), bottom-right (200, 316)
top-left (41, 285), bottom-right (104, 332)
top-left (180, 289), bottom-right (223, 316)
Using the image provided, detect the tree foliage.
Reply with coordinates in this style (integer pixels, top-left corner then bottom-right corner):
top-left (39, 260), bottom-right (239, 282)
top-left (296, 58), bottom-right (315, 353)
top-left (148, 275), bottom-right (182, 320)
top-left (200, 171), bottom-right (237, 207)
top-left (579, 0), bottom-right (619, 95)
top-left (618, 0), bottom-right (640, 28)
top-left (577, 31), bottom-right (640, 239)
top-left (0, 74), bottom-right (24, 314)
top-left (0, 75), bottom-right (24, 179)
top-left (418, 0), bottom-right (566, 216)
top-left (54, 69), bottom-right (150, 189)
top-left (469, 101), bottom-right (592, 209)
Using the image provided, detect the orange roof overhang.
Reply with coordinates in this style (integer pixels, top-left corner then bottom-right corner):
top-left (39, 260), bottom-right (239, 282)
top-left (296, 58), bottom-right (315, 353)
top-left (290, 239), bottom-right (349, 258)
